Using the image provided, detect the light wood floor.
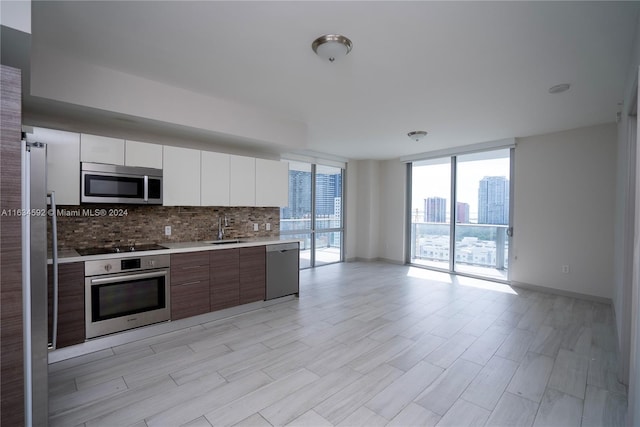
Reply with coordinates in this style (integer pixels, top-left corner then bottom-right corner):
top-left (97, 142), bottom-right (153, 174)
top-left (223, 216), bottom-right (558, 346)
top-left (48, 262), bottom-right (627, 426)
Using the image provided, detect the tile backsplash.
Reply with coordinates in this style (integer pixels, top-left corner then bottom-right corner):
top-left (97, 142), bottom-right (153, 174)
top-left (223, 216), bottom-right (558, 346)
top-left (50, 205), bottom-right (280, 250)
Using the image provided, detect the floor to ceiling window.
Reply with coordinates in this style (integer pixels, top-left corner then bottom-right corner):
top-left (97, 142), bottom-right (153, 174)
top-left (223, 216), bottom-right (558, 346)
top-left (409, 158), bottom-right (452, 270)
top-left (408, 147), bottom-right (513, 281)
top-left (280, 161), bottom-right (344, 268)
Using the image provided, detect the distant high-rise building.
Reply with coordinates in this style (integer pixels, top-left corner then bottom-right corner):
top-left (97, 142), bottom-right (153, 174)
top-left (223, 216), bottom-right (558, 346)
top-left (478, 176), bottom-right (509, 224)
top-left (456, 202), bottom-right (470, 223)
top-left (282, 169), bottom-right (312, 219)
top-left (282, 168), bottom-right (342, 220)
top-left (316, 172), bottom-right (342, 217)
top-left (334, 197), bottom-right (342, 218)
top-left (424, 197), bottom-right (447, 223)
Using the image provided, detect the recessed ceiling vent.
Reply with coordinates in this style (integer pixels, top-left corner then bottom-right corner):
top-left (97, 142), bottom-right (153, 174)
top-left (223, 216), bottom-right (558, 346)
top-left (548, 83), bottom-right (571, 94)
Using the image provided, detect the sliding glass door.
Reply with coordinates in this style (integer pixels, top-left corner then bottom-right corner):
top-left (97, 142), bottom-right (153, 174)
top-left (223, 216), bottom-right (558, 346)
top-left (454, 149), bottom-right (511, 280)
top-left (281, 161), bottom-right (344, 268)
top-left (409, 148), bottom-right (513, 281)
top-left (314, 165), bottom-right (343, 266)
top-left (410, 158), bottom-right (452, 270)
top-left (280, 161), bottom-right (313, 268)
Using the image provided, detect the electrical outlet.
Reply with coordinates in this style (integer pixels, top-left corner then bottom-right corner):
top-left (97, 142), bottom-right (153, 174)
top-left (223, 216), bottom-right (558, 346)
top-left (561, 265), bottom-right (569, 273)
top-left (253, 223), bottom-right (259, 232)
top-left (266, 223), bottom-right (271, 231)
top-left (165, 226), bottom-right (171, 236)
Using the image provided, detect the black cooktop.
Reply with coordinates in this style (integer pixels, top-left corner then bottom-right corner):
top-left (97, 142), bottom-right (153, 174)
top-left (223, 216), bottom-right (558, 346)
top-left (76, 244), bottom-right (167, 256)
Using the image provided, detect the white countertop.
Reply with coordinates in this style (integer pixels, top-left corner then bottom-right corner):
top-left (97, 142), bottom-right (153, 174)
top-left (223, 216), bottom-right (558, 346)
top-left (52, 237), bottom-right (301, 264)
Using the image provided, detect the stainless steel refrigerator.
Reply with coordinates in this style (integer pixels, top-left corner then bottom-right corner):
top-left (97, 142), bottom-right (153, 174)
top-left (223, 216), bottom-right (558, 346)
top-left (22, 139), bottom-right (58, 426)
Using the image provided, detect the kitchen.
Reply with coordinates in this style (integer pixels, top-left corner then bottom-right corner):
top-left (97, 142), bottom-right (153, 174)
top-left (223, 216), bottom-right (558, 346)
top-left (16, 121), bottom-right (304, 424)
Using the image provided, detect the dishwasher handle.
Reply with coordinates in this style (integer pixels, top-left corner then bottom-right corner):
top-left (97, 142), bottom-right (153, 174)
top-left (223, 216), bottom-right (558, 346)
top-left (266, 243), bottom-right (299, 253)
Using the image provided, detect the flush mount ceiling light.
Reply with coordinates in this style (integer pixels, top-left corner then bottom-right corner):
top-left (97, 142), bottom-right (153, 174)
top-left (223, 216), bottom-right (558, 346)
top-left (312, 34), bottom-right (353, 63)
top-left (408, 131), bottom-right (428, 142)
top-left (548, 83), bottom-right (571, 94)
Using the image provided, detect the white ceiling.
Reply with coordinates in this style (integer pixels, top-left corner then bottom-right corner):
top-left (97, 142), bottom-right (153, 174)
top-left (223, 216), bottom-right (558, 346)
top-left (30, 1), bottom-right (639, 160)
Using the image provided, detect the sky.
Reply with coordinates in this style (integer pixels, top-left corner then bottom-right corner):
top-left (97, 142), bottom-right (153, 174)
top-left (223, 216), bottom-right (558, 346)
top-left (411, 149), bottom-right (511, 222)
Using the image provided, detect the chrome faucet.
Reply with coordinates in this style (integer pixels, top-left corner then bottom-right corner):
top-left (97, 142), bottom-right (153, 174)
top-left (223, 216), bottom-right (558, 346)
top-left (217, 216), bottom-right (228, 240)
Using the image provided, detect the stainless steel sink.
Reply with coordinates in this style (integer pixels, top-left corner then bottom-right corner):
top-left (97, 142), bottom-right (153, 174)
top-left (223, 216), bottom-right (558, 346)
top-left (209, 239), bottom-right (243, 245)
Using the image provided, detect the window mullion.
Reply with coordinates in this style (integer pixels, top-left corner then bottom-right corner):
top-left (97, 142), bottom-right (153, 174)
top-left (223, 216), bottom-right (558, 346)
top-left (449, 156), bottom-right (457, 272)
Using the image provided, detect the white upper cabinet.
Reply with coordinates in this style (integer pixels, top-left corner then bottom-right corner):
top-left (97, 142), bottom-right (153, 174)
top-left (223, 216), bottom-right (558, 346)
top-left (201, 151), bottom-right (230, 206)
top-left (255, 159), bottom-right (289, 207)
top-left (27, 127), bottom-right (80, 205)
top-left (80, 134), bottom-right (125, 165)
top-left (125, 140), bottom-right (163, 169)
top-left (163, 146), bottom-right (201, 206)
top-left (229, 155), bottom-right (256, 206)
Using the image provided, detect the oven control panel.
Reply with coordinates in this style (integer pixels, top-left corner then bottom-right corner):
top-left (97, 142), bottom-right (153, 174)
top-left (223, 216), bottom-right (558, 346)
top-left (85, 254), bottom-right (170, 276)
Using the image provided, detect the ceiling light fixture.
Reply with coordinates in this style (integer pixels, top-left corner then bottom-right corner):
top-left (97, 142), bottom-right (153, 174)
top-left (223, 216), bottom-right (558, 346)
top-left (408, 131), bottom-right (428, 142)
top-left (548, 83), bottom-right (571, 94)
top-left (312, 34), bottom-right (353, 63)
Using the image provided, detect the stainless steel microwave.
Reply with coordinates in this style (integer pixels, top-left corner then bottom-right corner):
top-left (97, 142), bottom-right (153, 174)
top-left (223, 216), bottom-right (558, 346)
top-left (81, 162), bottom-right (163, 204)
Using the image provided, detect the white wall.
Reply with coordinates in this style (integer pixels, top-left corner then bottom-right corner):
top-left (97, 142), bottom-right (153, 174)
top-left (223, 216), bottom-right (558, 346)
top-left (345, 160), bottom-right (358, 261)
top-left (0, 0), bottom-right (31, 33)
top-left (353, 160), bottom-right (381, 261)
top-left (345, 158), bottom-right (406, 263)
top-left (378, 159), bottom-right (407, 263)
top-left (30, 46), bottom-right (307, 152)
top-left (510, 123), bottom-right (617, 299)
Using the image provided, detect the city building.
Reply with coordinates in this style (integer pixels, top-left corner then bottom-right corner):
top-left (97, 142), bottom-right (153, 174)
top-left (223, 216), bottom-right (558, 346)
top-left (424, 197), bottom-right (447, 223)
top-left (456, 202), bottom-right (470, 223)
top-left (478, 176), bottom-right (509, 225)
top-left (315, 172), bottom-right (342, 217)
top-left (282, 169), bottom-right (311, 219)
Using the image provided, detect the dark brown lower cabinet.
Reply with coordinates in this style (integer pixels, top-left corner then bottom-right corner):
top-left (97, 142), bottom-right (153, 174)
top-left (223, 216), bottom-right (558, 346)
top-left (239, 246), bottom-right (266, 304)
top-left (210, 249), bottom-right (240, 311)
top-left (170, 252), bottom-right (210, 320)
top-left (170, 247), bottom-right (266, 319)
top-left (48, 262), bottom-right (85, 348)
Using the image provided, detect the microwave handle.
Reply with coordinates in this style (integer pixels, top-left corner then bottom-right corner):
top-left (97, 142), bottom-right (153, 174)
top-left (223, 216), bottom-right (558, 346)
top-left (90, 270), bottom-right (167, 286)
top-left (144, 175), bottom-right (149, 202)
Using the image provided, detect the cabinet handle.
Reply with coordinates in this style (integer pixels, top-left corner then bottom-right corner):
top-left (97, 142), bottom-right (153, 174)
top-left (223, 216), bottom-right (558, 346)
top-left (178, 265), bottom-right (205, 270)
top-left (177, 280), bottom-right (201, 286)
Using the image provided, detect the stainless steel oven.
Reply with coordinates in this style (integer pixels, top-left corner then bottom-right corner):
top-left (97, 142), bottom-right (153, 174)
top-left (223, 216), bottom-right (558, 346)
top-left (85, 254), bottom-right (170, 339)
top-left (81, 162), bottom-right (163, 204)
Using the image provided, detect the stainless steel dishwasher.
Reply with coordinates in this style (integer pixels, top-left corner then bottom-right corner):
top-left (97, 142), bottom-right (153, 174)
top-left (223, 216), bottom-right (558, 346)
top-left (266, 242), bottom-right (300, 300)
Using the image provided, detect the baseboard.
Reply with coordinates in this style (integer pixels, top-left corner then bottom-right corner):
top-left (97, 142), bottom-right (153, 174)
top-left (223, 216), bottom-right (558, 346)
top-left (376, 257), bottom-right (405, 265)
top-left (510, 280), bottom-right (612, 304)
top-left (349, 257), bottom-right (404, 265)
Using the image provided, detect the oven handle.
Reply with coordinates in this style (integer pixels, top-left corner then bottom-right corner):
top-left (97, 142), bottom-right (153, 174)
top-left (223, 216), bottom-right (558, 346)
top-left (90, 270), bottom-right (168, 285)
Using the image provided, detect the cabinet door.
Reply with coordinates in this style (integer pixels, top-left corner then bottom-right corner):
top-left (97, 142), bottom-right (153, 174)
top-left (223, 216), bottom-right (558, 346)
top-left (80, 134), bottom-right (125, 165)
top-left (125, 140), bottom-right (163, 169)
top-left (171, 281), bottom-right (210, 320)
top-left (26, 127), bottom-right (80, 205)
top-left (171, 252), bottom-right (210, 284)
top-left (170, 252), bottom-right (210, 320)
top-left (201, 151), bottom-right (230, 206)
top-left (163, 146), bottom-right (201, 206)
top-left (255, 159), bottom-right (288, 207)
top-left (239, 246), bottom-right (265, 304)
top-left (48, 262), bottom-right (85, 348)
top-left (210, 249), bottom-right (239, 311)
top-left (229, 155), bottom-right (256, 206)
